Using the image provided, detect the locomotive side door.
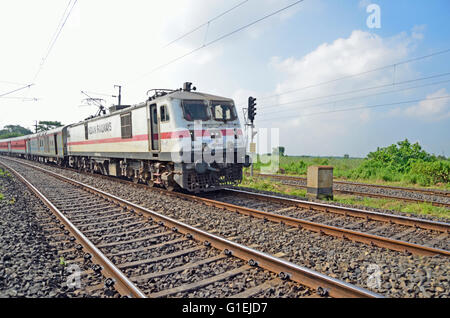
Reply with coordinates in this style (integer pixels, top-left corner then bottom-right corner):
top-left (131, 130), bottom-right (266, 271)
top-left (149, 104), bottom-right (160, 152)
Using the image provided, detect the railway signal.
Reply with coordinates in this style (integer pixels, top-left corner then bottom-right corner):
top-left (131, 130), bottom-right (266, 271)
top-left (248, 96), bottom-right (257, 124)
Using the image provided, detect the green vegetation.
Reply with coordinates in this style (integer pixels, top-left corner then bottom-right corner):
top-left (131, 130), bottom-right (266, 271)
top-left (240, 175), bottom-right (449, 219)
top-left (335, 196), bottom-right (449, 219)
top-left (0, 121), bottom-right (64, 139)
top-left (0, 125), bottom-right (32, 139)
top-left (241, 174), bottom-right (307, 197)
top-left (0, 168), bottom-right (8, 201)
top-left (348, 139), bottom-right (449, 187)
top-left (0, 168), bottom-right (11, 178)
top-left (249, 139), bottom-right (449, 189)
top-left (36, 121), bottom-right (63, 132)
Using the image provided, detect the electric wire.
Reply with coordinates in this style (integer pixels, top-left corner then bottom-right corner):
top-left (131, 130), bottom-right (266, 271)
top-left (261, 77), bottom-right (450, 116)
top-left (32, 0), bottom-right (78, 83)
top-left (164, 0), bottom-right (250, 48)
top-left (258, 48), bottom-right (450, 101)
top-left (0, 84), bottom-right (34, 98)
top-left (259, 71), bottom-right (450, 111)
top-left (258, 95), bottom-right (450, 121)
top-left (134, 0), bottom-right (305, 81)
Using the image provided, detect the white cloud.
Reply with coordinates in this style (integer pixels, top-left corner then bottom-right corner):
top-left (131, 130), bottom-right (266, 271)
top-left (257, 29), bottom-right (424, 156)
top-left (404, 88), bottom-right (450, 120)
top-left (0, 0), bottom-right (301, 131)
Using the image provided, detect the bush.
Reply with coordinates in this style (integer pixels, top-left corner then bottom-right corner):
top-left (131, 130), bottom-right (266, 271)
top-left (411, 160), bottom-right (449, 185)
top-left (347, 139), bottom-right (448, 186)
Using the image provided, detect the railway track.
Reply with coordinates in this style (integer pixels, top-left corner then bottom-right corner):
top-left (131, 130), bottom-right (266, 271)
top-left (202, 189), bottom-right (450, 256)
top-left (0, 157), bottom-right (381, 298)
top-left (251, 173), bottom-right (450, 208)
top-left (5, 156), bottom-right (448, 258)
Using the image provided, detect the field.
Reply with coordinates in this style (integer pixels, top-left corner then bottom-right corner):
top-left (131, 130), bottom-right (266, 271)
top-left (240, 174), bottom-right (450, 219)
top-left (243, 140), bottom-right (449, 218)
top-left (251, 140), bottom-right (450, 190)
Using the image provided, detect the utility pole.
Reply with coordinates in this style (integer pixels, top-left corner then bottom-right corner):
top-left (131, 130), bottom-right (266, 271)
top-left (114, 85), bottom-right (122, 106)
top-left (34, 120), bottom-right (38, 133)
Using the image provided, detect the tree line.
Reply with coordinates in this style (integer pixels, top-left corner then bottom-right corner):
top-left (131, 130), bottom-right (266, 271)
top-left (0, 121), bottom-right (63, 140)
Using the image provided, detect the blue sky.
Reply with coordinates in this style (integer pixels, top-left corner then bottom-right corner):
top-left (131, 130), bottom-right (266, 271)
top-left (1, 0), bottom-right (449, 157)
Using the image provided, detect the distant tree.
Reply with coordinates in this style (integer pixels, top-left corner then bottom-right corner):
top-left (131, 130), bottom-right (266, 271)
top-left (36, 121), bottom-right (63, 132)
top-left (344, 154), bottom-right (350, 159)
top-left (0, 125), bottom-right (33, 139)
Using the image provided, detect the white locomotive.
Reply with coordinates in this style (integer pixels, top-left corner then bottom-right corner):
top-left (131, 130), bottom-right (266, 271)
top-left (0, 83), bottom-right (250, 192)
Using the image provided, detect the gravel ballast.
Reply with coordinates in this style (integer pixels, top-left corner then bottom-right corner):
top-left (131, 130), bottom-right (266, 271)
top-left (0, 166), bottom-right (117, 298)
top-left (7, 159), bottom-right (448, 298)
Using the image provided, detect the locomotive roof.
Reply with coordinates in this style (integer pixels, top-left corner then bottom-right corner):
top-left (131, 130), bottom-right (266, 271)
top-left (166, 90), bottom-right (234, 102)
top-left (72, 89), bottom-right (234, 125)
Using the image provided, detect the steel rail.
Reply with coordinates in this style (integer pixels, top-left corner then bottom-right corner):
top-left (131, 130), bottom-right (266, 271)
top-left (196, 191), bottom-right (450, 257)
top-left (86, 175), bottom-right (450, 256)
top-left (3, 157), bottom-right (449, 256)
top-left (0, 157), bottom-right (381, 298)
top-left (254, 173), bottom-right (450, 204)
top-left (224, 189), bottom-right (450, 233)
top-left (0, 160), bottom-right (147, 298)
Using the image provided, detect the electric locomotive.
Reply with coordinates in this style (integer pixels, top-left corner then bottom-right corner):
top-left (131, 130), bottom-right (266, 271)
top-left (0, 83), bottom-right (251, 193)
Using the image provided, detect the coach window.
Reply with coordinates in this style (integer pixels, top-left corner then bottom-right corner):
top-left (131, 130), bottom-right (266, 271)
top-left (160, 105), bottom-right (170, 123)
top-left (121, 112), bottom-right (132, 139)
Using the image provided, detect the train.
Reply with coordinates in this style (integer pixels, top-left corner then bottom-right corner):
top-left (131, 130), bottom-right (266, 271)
top-left (0, 82), bottom-right (251, 192)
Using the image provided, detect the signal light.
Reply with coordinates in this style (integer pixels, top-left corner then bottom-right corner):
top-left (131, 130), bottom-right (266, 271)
top-left (248, 96), bottom-right (257, 124)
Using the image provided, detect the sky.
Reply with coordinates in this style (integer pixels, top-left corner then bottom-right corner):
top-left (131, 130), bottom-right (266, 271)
top-left (0, 0), bottom-right (449, 157)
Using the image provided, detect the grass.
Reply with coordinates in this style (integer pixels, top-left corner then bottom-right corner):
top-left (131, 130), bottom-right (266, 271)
top-left (334, 196), bottom-right (449, 219)
top-left (240, 175), bottom-right (307, 197)
top-left (0, 168), bottom-right (11, 202)
top-left (240, 175), bottom-right (450, 220)
top-left (0, 168), bottom-right (11, 178)
top-left (249, 155), bottom-right (450, 191)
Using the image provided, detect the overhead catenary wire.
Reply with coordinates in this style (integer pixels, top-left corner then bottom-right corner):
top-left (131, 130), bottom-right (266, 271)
top-left (261, 77), bottom-right (450, 116)
top-left (257, 95), bottom-right (450, 122)
top-left (32, 0), bottom-right (78, 83)
top-left (0, 84), bottom-right (34, 98)
top-left (134, 0), bottom-right (305, 82)
top-left (259, 71), bottom-right (450, 111)
top-left (258, 48), bottom-right (450, 101)
top-left (0, 96), bottom-right (39, 101)
top-left (164, 0), bottom-right (250, 48)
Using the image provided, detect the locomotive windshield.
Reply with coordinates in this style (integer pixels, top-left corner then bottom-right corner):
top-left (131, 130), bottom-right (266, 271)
top-left (211, 101), bottom-right (237, 122)
top-left (182, 100), bottom-right (210, 121)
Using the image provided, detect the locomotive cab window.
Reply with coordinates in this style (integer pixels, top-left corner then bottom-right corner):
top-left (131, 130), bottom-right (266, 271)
top-left (182, 100), bottom-right (209, 121)
top-left (121, 112), bottom-right (133, 139)
top-left (160, 105), bottom-right (170, 122)
top-left (212, 101), bottom-right (237, 122)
